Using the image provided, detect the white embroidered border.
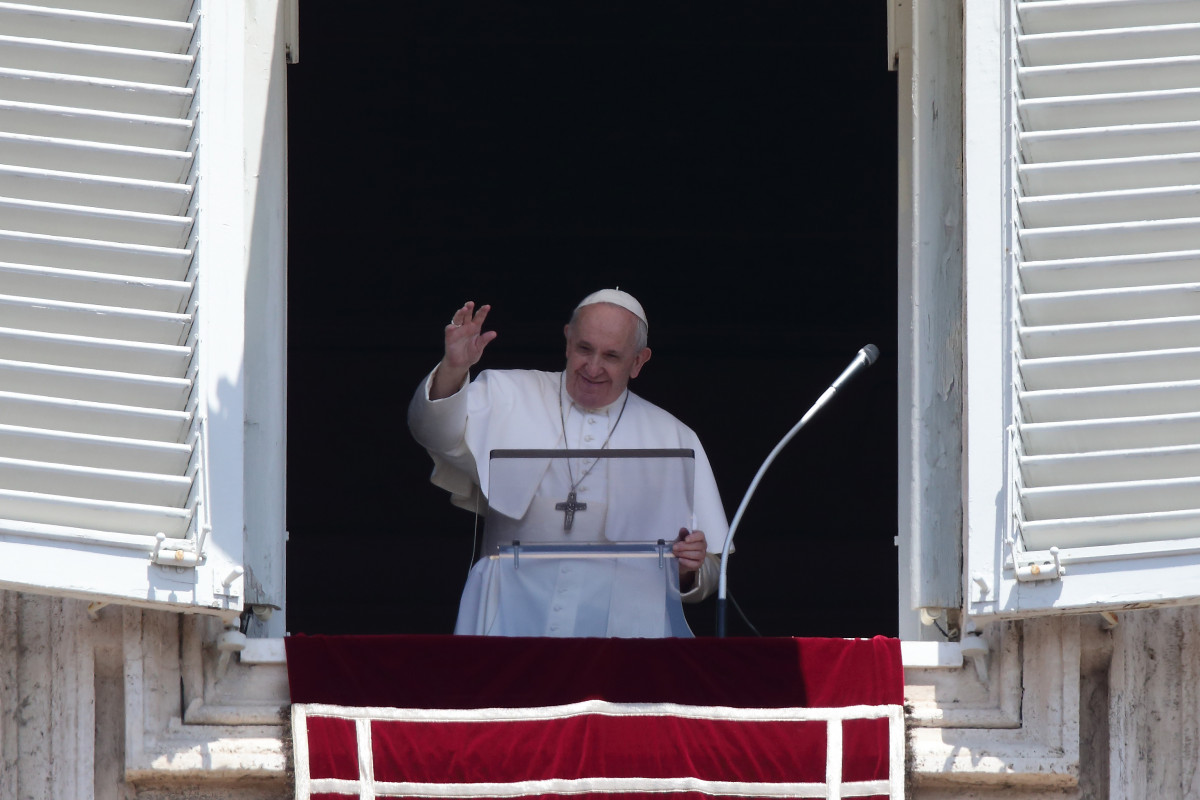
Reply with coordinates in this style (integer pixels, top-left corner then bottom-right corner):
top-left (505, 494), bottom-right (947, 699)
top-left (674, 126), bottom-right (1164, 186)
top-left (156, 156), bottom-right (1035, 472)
top-left (297, 699), bottom-right (900, 723)
top-left (308, 776), bottom-right (893, 798)
top-left (292, 702), bottom-right (906, 800)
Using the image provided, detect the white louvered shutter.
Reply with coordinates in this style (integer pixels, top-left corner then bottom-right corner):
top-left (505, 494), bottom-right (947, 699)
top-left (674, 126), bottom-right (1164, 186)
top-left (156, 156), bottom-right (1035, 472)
top-left (0, 0), bottom-right (255, 619)
top-left (967, 0), bottom-right (1200, 620)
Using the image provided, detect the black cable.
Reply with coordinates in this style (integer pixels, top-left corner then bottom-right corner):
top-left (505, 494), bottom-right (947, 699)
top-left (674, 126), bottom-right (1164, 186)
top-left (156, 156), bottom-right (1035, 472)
top-left (728, 592), bottom-right (762, 637)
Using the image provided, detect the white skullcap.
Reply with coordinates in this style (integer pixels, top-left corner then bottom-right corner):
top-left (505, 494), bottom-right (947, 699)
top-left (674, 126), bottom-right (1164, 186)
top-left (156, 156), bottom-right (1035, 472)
top-left (575, 288), bottom-right (648, 328)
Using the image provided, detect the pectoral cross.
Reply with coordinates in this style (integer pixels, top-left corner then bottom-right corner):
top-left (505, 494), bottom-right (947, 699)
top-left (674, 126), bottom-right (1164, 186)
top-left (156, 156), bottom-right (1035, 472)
top-left (555, 491), bottom-right (587, 531)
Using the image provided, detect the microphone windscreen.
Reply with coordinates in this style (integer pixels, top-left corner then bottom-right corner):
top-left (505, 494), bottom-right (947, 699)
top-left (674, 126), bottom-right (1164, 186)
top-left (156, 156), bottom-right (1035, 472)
top-left (861, 344), bottom-right (880, 365)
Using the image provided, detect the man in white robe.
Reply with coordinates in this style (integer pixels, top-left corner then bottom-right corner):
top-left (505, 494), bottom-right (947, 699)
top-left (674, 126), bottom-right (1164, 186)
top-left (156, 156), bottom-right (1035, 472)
top-left (408, 290), bottom-right (729, 636)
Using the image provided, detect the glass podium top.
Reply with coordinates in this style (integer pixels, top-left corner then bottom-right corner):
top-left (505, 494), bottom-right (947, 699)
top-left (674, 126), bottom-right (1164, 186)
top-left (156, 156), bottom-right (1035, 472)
top-left (483, 448), bottom-right (696, 555)
top-left (461, 448), bottom-right (698, 638)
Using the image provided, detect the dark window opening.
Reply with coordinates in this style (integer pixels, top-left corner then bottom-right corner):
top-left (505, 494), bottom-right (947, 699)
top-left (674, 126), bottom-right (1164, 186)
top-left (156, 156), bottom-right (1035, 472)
top-left (286, 2), bottom-right (898, 638)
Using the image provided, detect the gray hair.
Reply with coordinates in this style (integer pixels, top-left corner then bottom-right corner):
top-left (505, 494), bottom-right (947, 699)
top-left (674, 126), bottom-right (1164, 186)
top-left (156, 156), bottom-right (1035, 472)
top-left (568, 303), bottom-right (649, 351)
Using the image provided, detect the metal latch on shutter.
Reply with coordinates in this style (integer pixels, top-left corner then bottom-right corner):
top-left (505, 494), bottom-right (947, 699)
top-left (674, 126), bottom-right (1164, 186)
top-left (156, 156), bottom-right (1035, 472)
top-left (151, 532), bottom-right (202, 568)
top-left (1008, 537), bottom-right (1065, 583)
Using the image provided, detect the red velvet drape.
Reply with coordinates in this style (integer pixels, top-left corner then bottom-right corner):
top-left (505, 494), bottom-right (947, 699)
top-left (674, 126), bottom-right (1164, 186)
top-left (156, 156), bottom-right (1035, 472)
top-left (287, 635), bottom-right (904, 800)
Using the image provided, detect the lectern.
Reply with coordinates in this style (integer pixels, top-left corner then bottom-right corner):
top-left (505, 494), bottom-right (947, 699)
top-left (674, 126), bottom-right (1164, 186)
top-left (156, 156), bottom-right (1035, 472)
top-left (454, 448), bottom-right (697, 637)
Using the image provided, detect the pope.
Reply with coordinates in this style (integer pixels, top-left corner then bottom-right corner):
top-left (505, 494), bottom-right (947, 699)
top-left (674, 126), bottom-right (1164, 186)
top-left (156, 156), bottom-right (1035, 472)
top-left (409, 289), bottom-right (730, 634)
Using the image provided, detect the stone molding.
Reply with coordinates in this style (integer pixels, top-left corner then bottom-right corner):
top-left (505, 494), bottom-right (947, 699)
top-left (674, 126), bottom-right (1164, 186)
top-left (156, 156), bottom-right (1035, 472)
top-left (0, 591), bottom-right (290, 797)
top-left (905, 617), bottom-right (1081, 789)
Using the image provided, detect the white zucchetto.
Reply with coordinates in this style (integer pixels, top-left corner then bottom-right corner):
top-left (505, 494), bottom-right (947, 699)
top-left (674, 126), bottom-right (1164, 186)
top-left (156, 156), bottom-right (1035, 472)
top-left (575, 288), bottom-right (648, 328)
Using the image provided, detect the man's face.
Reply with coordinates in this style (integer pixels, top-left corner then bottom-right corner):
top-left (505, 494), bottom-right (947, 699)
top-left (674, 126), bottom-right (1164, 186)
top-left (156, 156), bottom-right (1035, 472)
top-left (563, 303), bottom-right (651, 409)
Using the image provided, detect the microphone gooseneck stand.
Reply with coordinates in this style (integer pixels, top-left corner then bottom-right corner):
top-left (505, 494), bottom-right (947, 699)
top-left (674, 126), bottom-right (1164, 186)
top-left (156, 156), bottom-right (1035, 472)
top-left (716, 344), bottom-right (880, 637)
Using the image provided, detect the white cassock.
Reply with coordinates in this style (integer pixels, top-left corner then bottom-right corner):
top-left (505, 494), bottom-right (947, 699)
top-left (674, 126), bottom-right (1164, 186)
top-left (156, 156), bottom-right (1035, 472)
top-left (408, 368), bottom-right (730, 637)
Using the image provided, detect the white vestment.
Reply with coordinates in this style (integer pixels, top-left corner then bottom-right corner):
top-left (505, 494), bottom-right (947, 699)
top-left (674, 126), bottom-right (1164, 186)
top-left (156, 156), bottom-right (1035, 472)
top-left (408, 368), bottom-right (729, 637)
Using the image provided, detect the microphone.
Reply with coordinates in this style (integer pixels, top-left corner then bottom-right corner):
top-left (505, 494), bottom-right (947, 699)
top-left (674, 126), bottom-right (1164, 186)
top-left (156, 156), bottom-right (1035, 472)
top-left (716, 344), bottom-right (881, 637)
top-left (828, 344), bottom-right (880, 394)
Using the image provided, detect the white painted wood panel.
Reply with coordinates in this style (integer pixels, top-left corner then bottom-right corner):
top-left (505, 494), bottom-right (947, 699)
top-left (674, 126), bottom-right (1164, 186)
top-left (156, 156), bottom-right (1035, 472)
top-left (0, 0), bottom-right (237, 615)
top-left (968, 0), bottom-right (1200, 620)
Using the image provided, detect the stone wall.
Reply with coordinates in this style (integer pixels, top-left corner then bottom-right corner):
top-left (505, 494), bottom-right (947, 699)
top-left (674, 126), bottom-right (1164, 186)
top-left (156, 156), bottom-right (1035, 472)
top-left (5, 588), bottom-right (1200, 798)
top-left (0, 591), bottom-right (289, 800)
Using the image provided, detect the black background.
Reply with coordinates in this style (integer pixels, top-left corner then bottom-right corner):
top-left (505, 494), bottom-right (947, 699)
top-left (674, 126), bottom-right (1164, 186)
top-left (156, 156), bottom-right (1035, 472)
top-left (284, 2), bottom-right (899, 638)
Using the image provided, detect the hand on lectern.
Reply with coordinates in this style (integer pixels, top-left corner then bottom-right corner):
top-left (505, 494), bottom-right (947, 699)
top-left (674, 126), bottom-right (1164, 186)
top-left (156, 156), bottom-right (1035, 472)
top-left (673, 528), bottom-right (707, 590)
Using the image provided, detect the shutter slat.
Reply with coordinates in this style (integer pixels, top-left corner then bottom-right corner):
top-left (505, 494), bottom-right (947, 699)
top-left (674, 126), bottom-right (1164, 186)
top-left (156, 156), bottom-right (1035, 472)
top-left (1019, 0), bottom-right (1200, 35)
top-left (1019, 314), bottom-right (1200, 358)
top-left (0, 230), bottom-right (191, 279)
top-left (0, 164), bottom-right (190, 214)
top-left (1021, 509), bottom-right (1200, 551)
top-left (0, 423), bottom-right (189, 473)
top-left (0, 489), bottom-right (189, 537)
top-left (0, 3), bottom-right (194, 53)
top-left (0, 67), bottom-right (191, 116)
top-left (0, 455), bottom-right (190, 506)
top-left (1021, 411), bottom-right (1200, 456)
top-left (0, 358), bottom-right (189, 408)
top-left (1022, 476), bottom-right (1200, 520)
top-left (1020, 380), bottom-right (1200, 421)
top-left (0, 34), bottom-right (193, 84)
top-left (0, 100), bottom-right (191, 149)
top-left (0, 261), bottom-right (191, 311)
top-left (1019, 217), bottom-right (1200, 260)
top-left (1021, 251), bottom-right (1200, 292)
top-left (0, 327), bottom-right (190, 376)
top-left (1020, 56), bottom-right (1200, 98)
top-left (1019, 184), bottom-right (1200, 227)
top-left (1021, 121), bottom-right (1200, 162)
top-left (0, 132), bottom-right (191, 182)
top-left (1020, 153), bottom-right (1200, 196)
top-left (0, 391), bottom-right (190, 442)
top-left (20, 1), bottom-right (194, 23)
top-left (0, 293), bottom-right (191, 343)
top-left (1021, 347), bottom-right (1200, 390)
top-left (1019, 282), bottom-right (1200, 325)
top-left (0, 196), bottom-right (192, 247)
top-left (1020, 24), bottom-right (1200, 67)
top-left (1019, 87), bottom-right (1200, 130)
top-left (1023, 443), bottom-right (1200, 486)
